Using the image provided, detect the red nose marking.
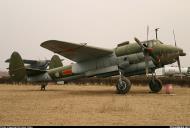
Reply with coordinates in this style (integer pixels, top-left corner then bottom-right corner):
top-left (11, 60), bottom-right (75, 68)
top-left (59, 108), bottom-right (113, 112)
top-left (63, 69), bottom-right (72, 75)
top-left (64, 48), bottom-right (75, 52)
top-left (157, 56), bottom-right (161, 62)
top-left (146, 48), bottom-right (153, 52)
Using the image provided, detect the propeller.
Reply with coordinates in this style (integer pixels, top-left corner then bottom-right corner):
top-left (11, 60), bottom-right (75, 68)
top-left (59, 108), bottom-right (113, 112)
top-left (134, 27), bottom-right (163, 77)
top-left (134, 37), bottom-right (146, 49)
top-left (134, 37), bottom-right (151, 77)
top-left (173, 30), bottom-right (182, 79)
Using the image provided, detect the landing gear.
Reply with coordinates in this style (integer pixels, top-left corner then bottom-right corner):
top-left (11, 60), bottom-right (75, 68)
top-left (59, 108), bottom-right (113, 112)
top-left (149, 73), bottom-right (162, 93)
top-left (116, 71), bottom-right (132, 94)
top-left (41, 82), bottom-right (48, 91)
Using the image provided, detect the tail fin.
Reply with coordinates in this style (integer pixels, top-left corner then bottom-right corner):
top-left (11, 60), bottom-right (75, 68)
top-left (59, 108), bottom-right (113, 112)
top-left (49, 55), bottom-right (63, 69)
top-left (8, 51), bottom-right (26, 82)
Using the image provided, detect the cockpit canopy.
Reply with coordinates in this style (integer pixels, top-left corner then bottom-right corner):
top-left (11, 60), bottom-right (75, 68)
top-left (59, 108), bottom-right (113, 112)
top-left (141, 40), bottom-right (163, 48)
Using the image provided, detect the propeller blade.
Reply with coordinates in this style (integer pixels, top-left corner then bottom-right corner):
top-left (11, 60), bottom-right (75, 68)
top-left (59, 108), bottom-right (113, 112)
top-left (145, 54), bottom-right (149, 77)
top-left (134, 37), bottom-right (150, 77)
top-left (173, 30), bottom-right (183, 79)
top-left (147, 25), bottom-right (149, 40)
top-left (177, 57), bottom-right (182, 79)
top-left (134, 37), bottom-right (145, 49)
top-left (173, 30), bottom-right (177, 47)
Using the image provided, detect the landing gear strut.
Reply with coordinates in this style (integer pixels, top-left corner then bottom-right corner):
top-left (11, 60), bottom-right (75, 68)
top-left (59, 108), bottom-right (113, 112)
top-left (149, 73), bottom-right (162, 93)
top-left (41, 82), bottom-right (48, 91)
top-left (116, 71), bottom-right (132, 94)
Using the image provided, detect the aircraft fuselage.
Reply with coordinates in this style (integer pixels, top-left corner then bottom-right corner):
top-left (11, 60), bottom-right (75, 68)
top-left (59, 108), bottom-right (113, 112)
top-left (27, 39), bottom-right (185, 83)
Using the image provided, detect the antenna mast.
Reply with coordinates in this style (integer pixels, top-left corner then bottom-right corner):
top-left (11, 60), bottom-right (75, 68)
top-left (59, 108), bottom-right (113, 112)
top-left (147, 25), bottom-right (149, 40)
top-left (173, 29), bottom-right (177, 46)
top-left (155, 28), bottom-right (160, 40)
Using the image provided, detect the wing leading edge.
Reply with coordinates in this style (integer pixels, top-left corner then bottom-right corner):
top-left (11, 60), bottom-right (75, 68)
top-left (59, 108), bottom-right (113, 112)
top-left (41, 40), bottom-right (113, 62)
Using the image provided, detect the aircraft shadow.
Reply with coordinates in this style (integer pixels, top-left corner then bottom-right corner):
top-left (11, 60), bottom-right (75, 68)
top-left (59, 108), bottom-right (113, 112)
top-left (0, 88), bottom-right (164, 96)
top-left (65, 89), bottom-right (158, 96)
top-left (68, 89), bottom-right (116, 96)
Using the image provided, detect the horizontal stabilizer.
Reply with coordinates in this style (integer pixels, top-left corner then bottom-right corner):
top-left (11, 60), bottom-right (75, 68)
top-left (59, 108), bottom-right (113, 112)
top-left (6, 59), bottom-right (50, 70)
top-left (26, 68), bottom-right (47, 76)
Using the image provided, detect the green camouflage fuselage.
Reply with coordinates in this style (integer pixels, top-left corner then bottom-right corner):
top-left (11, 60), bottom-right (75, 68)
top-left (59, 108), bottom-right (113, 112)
top-left (7, 39), bottom-right (185, 83)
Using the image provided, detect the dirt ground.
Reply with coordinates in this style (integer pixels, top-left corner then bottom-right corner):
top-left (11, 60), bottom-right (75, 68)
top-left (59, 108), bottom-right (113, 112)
top-left (0, 84), bottom-right (189, 126)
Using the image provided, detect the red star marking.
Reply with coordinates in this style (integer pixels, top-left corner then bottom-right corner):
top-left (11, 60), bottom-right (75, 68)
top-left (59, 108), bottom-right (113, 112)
top-left (64, 48), bottom-right (75, 52)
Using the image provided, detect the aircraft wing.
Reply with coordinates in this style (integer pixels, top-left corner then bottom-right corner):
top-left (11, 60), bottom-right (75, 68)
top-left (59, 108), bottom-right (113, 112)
top-left (41, 40), bottom-right (113, 62)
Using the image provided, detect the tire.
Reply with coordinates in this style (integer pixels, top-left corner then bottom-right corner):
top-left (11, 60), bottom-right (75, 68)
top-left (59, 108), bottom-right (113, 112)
top-left (41, 82), bottom-right (48, 91)
top-left (116, 77), bottom-right (132, 94)
top-left (149, 78), bottom-right (162, 93)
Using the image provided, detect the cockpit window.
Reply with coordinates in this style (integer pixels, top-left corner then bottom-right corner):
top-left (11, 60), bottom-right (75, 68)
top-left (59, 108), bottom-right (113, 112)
top-left (147, 40), bottom-right (154, 47)
top-left (148, 41), bottom-right (153, 47)
top-left (151, 40), bottom-right (163, 46)
top-left (142, 40), bottom-right (163, 47)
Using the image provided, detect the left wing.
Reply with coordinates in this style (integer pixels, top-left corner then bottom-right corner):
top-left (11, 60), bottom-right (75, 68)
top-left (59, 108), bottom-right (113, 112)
top-left (41, 40), bottom-right (113, 62)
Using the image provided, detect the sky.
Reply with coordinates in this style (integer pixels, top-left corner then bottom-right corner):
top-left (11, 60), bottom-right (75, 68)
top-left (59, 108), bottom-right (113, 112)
top-left (0, 0), bottom-right (190, 71)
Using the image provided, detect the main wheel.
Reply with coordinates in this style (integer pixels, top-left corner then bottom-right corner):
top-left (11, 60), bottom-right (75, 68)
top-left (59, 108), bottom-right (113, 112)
top-left (116, 77), bottom-right (132, 94)
top-left (149, 78), bottom-right (162, 93)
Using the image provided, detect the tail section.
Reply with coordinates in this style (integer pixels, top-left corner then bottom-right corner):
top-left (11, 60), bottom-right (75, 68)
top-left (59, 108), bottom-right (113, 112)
top-left (49, 55), bottom-right (63, 69)
top-left (8, 51), bottom-right (26, 82)
top-left (6, 53), bottom-right (63, 82)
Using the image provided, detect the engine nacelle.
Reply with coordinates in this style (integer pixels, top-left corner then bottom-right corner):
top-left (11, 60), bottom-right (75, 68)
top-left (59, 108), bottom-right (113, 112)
top-left (126, 52), bottom-right (144, 64)
top-left (123, 61), bottom-right (156, 75)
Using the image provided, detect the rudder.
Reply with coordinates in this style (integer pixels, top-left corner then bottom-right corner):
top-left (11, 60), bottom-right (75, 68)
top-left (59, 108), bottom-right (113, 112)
top-left (9, 51), bottom-right (26, 82)
top-left (49, 55), bottom-right (63, 69)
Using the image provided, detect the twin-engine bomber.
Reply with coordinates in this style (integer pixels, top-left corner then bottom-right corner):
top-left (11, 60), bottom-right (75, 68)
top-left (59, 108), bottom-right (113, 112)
top-left (6, 37), bottom-right (186, 94)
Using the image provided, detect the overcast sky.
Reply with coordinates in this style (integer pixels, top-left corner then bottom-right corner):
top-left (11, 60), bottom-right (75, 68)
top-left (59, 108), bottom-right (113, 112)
top-left (0, 0), bottom-right (190, 71)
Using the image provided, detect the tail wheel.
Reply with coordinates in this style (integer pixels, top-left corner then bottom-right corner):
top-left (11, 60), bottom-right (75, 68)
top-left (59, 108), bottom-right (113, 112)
top-left (149, 78), bottom-right (162, 93)
top-left (41, 82), bottom-right (48, 91)
top-left (116, 77), bottom-right (131, 94)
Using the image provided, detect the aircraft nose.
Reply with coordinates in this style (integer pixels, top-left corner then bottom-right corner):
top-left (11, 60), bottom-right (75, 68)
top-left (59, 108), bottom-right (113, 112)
top-left (178, 48), bottom-right (186, 56)
top-left (179, 50), bottom-right (186, 56)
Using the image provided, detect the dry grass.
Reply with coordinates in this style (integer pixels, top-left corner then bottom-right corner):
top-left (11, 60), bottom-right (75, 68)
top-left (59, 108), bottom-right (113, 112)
top-left (0, 84), bottom-right (190, 126)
